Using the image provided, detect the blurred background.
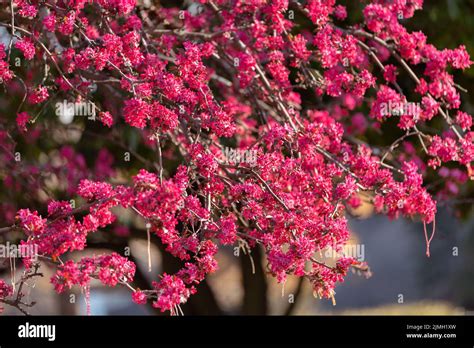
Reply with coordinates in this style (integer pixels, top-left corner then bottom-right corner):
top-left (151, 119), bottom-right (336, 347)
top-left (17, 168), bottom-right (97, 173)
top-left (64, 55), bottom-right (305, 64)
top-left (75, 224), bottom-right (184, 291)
top-left (1, 0), bottom-right (474, 315)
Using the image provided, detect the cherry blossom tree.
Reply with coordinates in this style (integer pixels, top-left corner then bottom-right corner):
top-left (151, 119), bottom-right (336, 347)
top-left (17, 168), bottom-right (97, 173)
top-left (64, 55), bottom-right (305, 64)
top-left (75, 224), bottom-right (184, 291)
top-left (0, 0), bottom-right (473, 315)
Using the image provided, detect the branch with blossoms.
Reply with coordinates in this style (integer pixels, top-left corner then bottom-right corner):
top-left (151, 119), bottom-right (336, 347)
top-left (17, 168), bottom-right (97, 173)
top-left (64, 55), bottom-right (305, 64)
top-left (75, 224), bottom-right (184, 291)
top-left (0, 0), bottom-right (472, 315)
top-left (0, 263), bottom-right (42, 315)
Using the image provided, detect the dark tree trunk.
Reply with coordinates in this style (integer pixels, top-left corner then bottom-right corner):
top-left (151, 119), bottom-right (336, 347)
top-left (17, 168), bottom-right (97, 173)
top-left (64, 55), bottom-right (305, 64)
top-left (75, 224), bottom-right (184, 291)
top-left (240, 245), bottom-right (268, 315)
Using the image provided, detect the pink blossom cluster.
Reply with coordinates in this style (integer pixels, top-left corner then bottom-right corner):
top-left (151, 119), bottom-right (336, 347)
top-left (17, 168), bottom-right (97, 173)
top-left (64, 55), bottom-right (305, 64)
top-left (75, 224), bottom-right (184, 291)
top-left (0, 280), bottom-right (13, 299)
top-left (0, 0), bottom-right (472, 314)
top-left (51, 253), bottom-right (136, 293)
top-left (0, 44), bottom-right (13, 83)
top-left (0, 280), bottom-right (14, 313)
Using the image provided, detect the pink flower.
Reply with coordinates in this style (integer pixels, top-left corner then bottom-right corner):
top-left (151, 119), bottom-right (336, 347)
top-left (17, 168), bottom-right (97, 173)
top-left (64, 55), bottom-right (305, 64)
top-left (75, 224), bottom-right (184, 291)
top-left (152, 274), bottom-right (190, 312)
top-left (0, 279), bottom-right (14, 298)
top-left (123, 98), bottom-right (150, 128)
top-left (15, 209), bottom-right (46, 236)
top-left (97, 253), bottom-right (136, 286)
top-left (15, 38), bottom-right (35, 60)
top-left (383, 65), bottom-right (398, 83)
top-left (333, 5), bottom-right (347, 20)
top-left (150, 103), bottom-right (178, 132)
top-left (290, 34), bottom-right (311, 63)
top-left (233, 52), bottom-right (256, 88)
top-left (447, 45), bottom-right (472, 70)
top-left (77, 179), bottom-right (114, 201)
top-left (0, 60), bottom-right (13, 83)
top-left (43, 15), bottom-right (56, 32)
top-left (51, 254), bottom-right (135, 293)
top-left (51, 260), bottom-right (84, 293)
top-left (99, 111), bottom-right (114, 127)
top-left (17, 4), bottom-right (38, 18)
top-left (16, 112), bottom-right (30, 132)
top-left (306, 0), bottom-right (336, 26)
top-left (455, 111), bottom-right (472, 131)
top-left (370, 85), bottom-right (404, 120)
top-left (218, 216), bottom-right (237, 245)
top-left (47, 201), bottom-right (73, 216)
top-left (132, 290), bottom-right (147, 304)
top-left (0, 279), bottom-right (14, 312)
top-left (335, 176), bottom-right (357, 200)
top-left (28, 86), bottom-right (49, 104)
top-left (428, 136), bottom-right (459, 163)
top-left (97, 0), bottom-right (136, 14)
top-left (420, 96), bottom-right (439, 121)
top-left (57, 12), bottom-right (75, 35)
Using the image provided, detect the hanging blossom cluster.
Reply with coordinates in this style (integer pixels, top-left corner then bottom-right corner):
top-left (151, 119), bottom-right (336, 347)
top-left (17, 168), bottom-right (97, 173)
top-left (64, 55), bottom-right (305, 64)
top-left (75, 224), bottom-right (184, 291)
top-left (51, 253), bottom-right (136, 293)
top-left (0, 280), bottom-right (14, 313)
top-left (0, 0), bottom-right (472, 314)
